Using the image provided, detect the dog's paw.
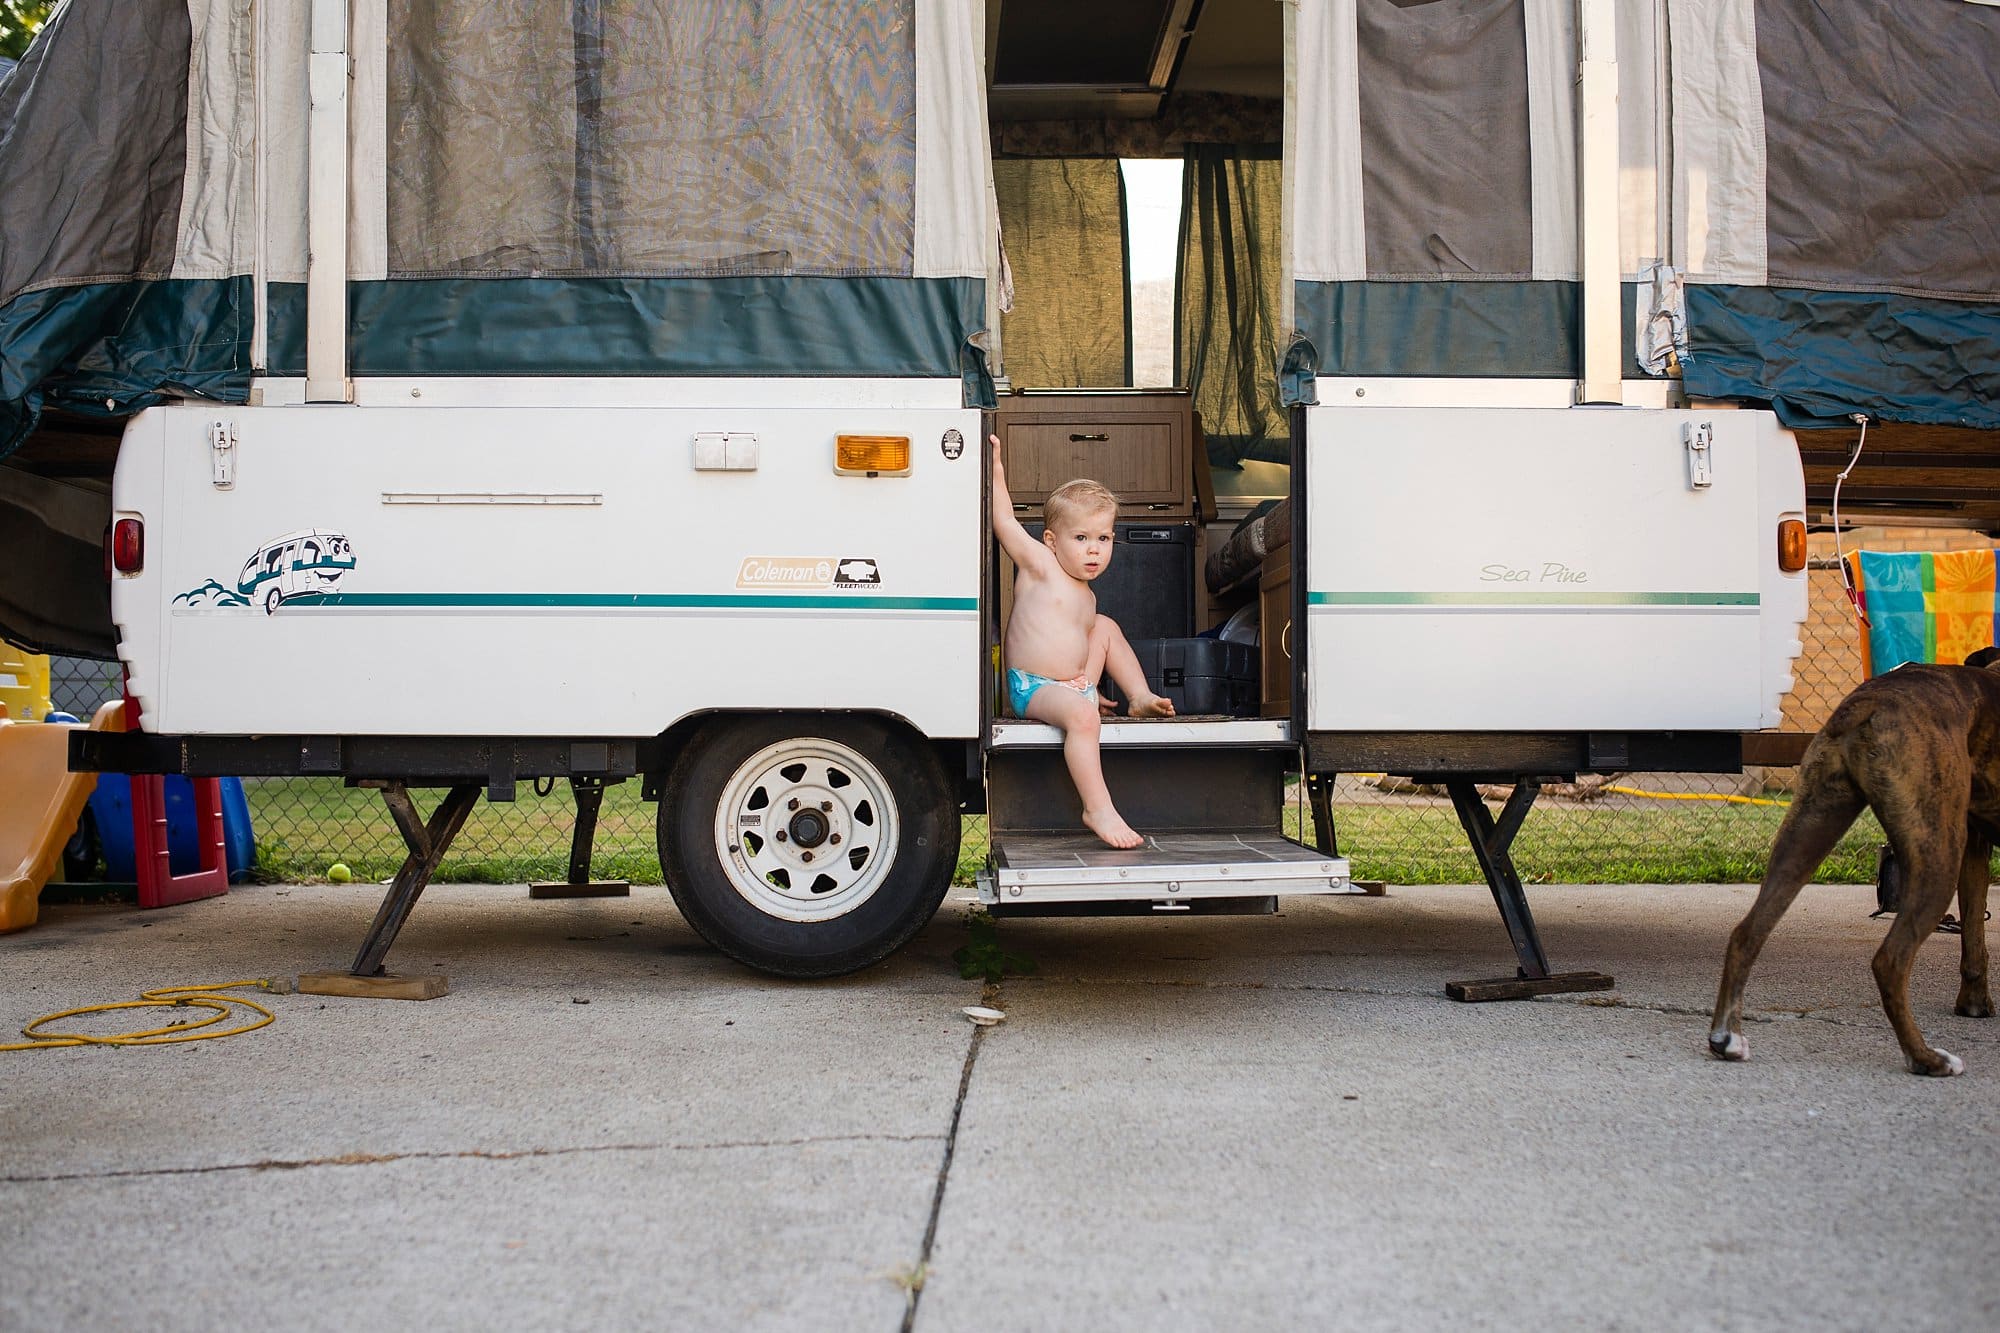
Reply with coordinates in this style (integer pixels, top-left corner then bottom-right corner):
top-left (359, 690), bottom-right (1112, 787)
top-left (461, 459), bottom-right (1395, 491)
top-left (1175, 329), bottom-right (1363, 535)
top-left (1904, 1047), bottom-right (1965, 1077)
top-left (1708, 1029), bottom-right (1748, 1061)
top-left (1954, 989), bottom-right (1994, 1019)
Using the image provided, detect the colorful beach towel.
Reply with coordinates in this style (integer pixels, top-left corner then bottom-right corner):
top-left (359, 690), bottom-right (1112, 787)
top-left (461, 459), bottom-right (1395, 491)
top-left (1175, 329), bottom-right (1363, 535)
top-left (1846, 549), bottom-right (2000, 677)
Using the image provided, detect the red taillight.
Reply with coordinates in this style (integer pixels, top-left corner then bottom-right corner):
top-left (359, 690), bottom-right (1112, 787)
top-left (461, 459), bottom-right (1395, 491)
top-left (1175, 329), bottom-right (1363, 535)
top-left (1777, 519), bottom-right (1807, 573)
top-left (112, 517), bottom-right (144, 574)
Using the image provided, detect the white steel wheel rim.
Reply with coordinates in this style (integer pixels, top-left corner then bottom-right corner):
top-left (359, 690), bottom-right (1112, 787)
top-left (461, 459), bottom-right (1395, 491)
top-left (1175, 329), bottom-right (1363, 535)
top-left (711, 736), bottom-right (901, 923)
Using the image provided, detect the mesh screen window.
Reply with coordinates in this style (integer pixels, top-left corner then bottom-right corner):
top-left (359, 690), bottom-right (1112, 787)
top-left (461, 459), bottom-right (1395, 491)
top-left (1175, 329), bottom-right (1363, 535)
top-left (386, 1), bottom-right (917, 278)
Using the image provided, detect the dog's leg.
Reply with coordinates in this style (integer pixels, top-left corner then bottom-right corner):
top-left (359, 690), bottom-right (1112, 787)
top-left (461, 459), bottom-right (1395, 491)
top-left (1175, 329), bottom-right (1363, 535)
top-left (1955, 836), bottom-right (1993, 1019)
top-left (1709, 785), bottom-right (1862, 1061)
top-left (1873, 833), bottom-right (1967, 1077)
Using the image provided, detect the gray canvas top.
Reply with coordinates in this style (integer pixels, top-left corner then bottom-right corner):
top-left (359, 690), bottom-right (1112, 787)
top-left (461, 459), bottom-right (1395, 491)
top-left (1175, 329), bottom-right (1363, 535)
top-left (1758, 1), bottom-right (2000, 302)
top-left (0, 0), bottom-right (188, 309)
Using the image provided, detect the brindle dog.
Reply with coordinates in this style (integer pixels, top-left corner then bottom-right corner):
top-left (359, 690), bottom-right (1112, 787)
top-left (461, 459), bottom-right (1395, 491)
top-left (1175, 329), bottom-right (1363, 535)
top-left (1710, 655), bottom-right (1998, 1075)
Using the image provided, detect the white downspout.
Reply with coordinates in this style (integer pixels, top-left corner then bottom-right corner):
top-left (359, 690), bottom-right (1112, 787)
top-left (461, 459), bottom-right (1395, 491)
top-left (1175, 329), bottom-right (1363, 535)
top-left (1575, 0), bottom-right (1621, 405)
top-left (305, 0), bottom-right (351, 403)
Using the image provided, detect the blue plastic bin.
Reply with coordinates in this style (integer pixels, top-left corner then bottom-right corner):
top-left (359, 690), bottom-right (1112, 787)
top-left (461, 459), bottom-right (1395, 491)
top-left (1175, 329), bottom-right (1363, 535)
top-left (89, 775), bottom-right (255, 883)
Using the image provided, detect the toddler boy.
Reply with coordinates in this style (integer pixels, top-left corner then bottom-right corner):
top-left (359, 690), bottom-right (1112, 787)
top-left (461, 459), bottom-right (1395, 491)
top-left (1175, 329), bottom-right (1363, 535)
top-left (992, 434), bottom-right (1175, 848)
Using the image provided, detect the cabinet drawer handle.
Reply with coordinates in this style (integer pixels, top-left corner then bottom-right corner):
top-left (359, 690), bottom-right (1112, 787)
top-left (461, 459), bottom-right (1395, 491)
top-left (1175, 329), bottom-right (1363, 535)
top-left (1069, 432), bottom-right (1110, 442)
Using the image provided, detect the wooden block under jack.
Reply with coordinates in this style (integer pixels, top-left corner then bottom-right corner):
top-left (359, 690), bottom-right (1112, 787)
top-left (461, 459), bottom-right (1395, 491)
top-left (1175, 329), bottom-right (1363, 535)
top-left (1445, 971), bottom-right (1615, 1003)
top-left (297, 970), bottom-right (450, 1001)
top-left (528, 880), bottom-right (631, 899)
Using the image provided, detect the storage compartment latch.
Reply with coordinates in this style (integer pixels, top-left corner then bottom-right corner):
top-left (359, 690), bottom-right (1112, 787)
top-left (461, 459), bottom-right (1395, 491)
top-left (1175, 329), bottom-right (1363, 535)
top-left (1683, 421), bottom-right (1714, 490)
top-left (210, 420), bottom-right (236, 489)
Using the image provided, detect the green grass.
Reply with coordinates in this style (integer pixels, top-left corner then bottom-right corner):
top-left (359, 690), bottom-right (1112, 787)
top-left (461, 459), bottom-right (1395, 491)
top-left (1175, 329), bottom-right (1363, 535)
top-left (244, 778), bottom-right (1879, 887)
top-left (1289, 798), bottom-right (1883, 885)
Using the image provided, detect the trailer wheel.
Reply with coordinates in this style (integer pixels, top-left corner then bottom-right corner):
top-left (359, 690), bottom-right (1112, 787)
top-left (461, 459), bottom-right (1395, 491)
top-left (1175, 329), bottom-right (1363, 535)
top-left (658, 715), bottom-right (958, 977)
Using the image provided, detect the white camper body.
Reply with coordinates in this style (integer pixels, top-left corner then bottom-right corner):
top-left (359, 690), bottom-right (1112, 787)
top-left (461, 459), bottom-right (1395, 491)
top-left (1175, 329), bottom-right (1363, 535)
top-left (52, 0), bottom-right (1970, 983)
top-left (122, 378), bottom-right (985, 740)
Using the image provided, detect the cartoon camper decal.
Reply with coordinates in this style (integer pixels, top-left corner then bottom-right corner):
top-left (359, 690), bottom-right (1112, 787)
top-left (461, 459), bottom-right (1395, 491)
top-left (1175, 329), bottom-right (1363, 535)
top-left (235, 530), bottom-right (356, 613)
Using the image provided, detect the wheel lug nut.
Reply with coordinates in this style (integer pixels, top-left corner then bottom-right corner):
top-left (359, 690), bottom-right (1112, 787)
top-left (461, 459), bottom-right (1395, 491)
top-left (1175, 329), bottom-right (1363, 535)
top-left (801, 851), bottom-right (813, 862)
top-left (820, 801), bottom-right (831, 812)
top-left (774, 830), bottom-right (787, 843)
top-left (830, 833), bottom-right (841, 845)
top-left (787, 797), bottom-right (800, 811)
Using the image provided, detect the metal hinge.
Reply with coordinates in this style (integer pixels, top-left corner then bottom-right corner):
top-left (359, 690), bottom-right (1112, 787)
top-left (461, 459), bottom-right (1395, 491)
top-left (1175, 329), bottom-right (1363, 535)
top-left (210, 420), bottom-right (236, 488)
top-left (1683, 420), bottom-right (1713, 490)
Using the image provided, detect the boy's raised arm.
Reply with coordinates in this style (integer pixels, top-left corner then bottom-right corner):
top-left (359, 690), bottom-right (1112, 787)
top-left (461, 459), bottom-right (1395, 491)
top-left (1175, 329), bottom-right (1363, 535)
top-left (990, 433), bottom-right (1051, 571)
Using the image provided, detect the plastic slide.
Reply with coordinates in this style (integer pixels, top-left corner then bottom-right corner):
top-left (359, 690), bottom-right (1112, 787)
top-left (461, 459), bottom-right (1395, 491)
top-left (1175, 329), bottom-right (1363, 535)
top-left (1, 700), bottom-right (123, 933)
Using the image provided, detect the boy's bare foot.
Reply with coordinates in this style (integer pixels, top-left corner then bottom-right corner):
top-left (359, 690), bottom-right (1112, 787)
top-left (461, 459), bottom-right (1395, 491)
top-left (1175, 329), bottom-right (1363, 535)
top-left (1083, 807), bottom-right (1145, 849)
top-left (1128, 693), bottom-right (1176, 719)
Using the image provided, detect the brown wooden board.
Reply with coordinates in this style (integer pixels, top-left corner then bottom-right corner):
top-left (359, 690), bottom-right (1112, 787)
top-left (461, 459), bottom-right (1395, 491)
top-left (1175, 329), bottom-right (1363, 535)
top-left (1445, 971), bottom-right (1614, 1002)
top-left (297, 971), bottom-right (449, 1001)
top-left (528, 881), bottom-right (631, 898)
top-left (1797, 422), bottom-right (2000, 526)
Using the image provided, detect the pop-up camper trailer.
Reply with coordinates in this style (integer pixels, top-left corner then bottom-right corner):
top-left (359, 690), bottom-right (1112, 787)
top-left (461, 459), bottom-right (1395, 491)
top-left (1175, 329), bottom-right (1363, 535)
top-left (4, 2), bottom-right (1998, 984)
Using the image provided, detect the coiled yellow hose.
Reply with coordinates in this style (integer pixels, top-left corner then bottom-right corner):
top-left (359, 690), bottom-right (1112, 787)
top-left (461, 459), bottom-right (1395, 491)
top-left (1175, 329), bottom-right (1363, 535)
top-left (1, 980), bottom-right (278, 1052)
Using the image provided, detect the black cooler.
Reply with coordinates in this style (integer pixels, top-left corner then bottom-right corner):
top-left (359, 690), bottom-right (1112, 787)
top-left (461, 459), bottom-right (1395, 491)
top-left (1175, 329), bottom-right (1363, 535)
top-left (1101, 637), bottom-right (1260, 717)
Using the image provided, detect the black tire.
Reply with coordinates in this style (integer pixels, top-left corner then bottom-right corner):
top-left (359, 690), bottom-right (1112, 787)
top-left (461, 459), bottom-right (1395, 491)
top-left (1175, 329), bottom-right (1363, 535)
top-left (657, 714), bottom-right (958, 978)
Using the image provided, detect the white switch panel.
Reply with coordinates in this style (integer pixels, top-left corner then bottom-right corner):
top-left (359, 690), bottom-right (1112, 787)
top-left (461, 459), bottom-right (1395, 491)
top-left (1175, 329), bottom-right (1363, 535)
top-left (693, 431), bottom-right (759, 470)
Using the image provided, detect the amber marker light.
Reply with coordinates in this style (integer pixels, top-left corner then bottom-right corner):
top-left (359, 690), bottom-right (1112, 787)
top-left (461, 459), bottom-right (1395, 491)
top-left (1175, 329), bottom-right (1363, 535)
top-left (1777, 518), bottom-right (1807, 572)
top-left (834, 435), bottom-right (912, 477)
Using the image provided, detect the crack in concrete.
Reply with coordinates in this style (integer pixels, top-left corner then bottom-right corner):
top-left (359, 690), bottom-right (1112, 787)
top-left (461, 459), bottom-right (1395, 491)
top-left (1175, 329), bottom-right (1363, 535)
top-left (1, 1132), bottom-right (944, 1186)
top-left (900, 982), bottom-right (994, 1333)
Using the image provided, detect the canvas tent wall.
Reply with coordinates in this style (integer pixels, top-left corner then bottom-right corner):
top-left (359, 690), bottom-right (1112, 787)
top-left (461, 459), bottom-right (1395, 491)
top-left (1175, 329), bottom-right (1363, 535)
top-left (1285, 0), bottom-right (2000, 431)
top-left (0, 0), bottom-right (994, 460)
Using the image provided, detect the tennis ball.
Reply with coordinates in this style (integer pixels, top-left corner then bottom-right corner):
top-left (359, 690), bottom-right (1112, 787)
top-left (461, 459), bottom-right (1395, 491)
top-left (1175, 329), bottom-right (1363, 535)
top-left (327, 862), bottom-right (353, 883)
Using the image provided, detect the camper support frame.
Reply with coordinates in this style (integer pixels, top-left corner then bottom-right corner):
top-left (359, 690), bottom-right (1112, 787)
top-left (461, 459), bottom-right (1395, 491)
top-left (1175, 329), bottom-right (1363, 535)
top-left (528, 776), bottom-right (632, 898)
top-left (348, 781), bottom-right (480, 977)
top-left (1443, 778), bottom-right (1614, 1002)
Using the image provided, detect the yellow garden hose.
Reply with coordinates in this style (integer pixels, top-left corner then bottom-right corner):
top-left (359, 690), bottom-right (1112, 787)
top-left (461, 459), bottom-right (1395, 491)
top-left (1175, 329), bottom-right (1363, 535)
top-left (1599, 785), bottom-right (1790, 809)
top-left (1341, 773), bottom-right (1792, 810)
top-left (0, 980), bottom-right (278, 1052)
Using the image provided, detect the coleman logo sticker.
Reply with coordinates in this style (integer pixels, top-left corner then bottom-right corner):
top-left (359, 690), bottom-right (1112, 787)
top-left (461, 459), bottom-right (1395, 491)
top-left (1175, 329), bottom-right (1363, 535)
top-left (737, 557), bottom-right (835, 589)
top-left (735, 557), bottom-right (884, 591)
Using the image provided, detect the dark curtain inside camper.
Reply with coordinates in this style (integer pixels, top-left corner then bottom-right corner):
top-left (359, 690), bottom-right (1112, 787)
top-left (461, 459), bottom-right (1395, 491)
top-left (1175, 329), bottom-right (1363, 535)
top-left (1177, 146), bottom-right (1284, 468)
top-left (992, 158), bottom-right (1131, 388)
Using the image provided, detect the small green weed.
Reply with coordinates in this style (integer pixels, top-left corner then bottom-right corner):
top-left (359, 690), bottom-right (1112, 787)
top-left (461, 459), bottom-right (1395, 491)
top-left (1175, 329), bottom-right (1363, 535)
top-left (952, 909), bottom-right (1038, 983)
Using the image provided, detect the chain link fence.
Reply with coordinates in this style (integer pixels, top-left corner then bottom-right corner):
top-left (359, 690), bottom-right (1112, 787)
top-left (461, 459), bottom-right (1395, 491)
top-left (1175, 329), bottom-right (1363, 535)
top-left (48, 530), bottom-right (1961, 886)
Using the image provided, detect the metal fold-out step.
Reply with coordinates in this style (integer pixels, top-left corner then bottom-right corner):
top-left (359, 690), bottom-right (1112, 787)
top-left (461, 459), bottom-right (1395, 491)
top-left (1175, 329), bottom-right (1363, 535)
top-left (978, 830), bottom-right (1354, 911)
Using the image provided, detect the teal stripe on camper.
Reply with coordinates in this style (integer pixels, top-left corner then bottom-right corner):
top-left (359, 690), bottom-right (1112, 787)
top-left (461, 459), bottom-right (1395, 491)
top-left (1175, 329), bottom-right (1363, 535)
top-left (0, 277), bottom-right (255, 457)
top-left (266, 275), bottom-right (986, 381)
top-left (1309, 591), bottom-right (1760, 607)
top-left (290, 592), bottom-right (978, 612)
top-left (1683, 284), bottom-right (2000, 431)
top-left (1286, 281), bottom-right (1647, 397)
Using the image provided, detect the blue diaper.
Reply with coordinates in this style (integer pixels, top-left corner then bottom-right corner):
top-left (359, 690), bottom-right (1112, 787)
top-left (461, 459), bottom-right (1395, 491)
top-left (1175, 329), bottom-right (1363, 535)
top-left (1007, 667), bottom-right (1098, 718)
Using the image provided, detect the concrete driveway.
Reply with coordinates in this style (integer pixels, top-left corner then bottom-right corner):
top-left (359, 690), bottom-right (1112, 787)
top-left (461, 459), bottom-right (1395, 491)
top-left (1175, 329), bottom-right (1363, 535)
top-left (2, 881), bottom-right (1995, 1330)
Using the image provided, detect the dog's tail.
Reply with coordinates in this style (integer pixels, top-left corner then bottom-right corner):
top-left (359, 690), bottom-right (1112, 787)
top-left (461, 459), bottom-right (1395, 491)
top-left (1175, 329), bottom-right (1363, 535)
top-left (1818, 693), bottom-right (1880, 741)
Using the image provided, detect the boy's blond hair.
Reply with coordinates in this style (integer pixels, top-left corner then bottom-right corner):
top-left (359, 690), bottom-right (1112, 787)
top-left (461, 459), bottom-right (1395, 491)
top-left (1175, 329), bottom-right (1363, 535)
top-left (1044, 477), bottom-right (1120, 530)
